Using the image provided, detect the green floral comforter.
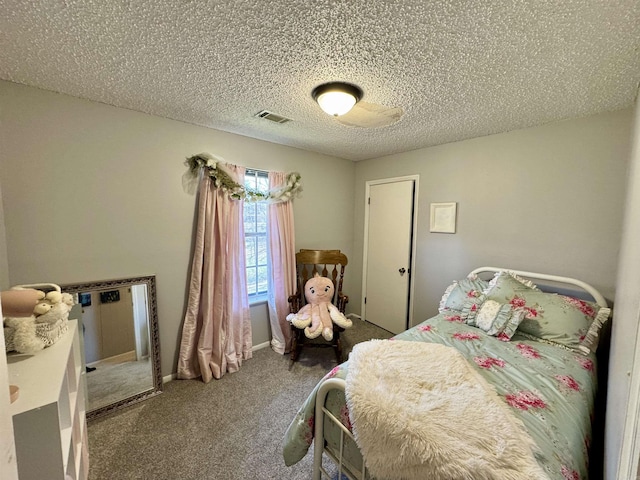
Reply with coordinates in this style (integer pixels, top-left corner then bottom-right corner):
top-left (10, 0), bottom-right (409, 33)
top-left (283, 313), bottom-right (598, 479)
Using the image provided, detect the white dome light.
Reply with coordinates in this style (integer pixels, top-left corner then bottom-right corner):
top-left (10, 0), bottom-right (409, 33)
top-left (312, 82), bottom-right (363, 117)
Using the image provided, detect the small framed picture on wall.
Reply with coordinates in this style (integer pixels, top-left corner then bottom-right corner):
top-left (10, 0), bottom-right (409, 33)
top-left (430, 202), bottom-right (457, 233)
top-left (79, 292), bottom-right (92, 307)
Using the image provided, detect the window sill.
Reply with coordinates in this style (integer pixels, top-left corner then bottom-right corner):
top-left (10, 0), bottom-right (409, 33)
top-left (249, 294), bottom-right (268, 306)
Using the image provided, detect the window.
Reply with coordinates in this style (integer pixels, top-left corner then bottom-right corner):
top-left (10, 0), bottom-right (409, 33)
top-left (244, 170), bottom-right (269, 297)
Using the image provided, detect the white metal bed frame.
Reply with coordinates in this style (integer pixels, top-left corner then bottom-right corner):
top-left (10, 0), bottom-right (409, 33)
top-left (311, 267), bottom-right (609, 480)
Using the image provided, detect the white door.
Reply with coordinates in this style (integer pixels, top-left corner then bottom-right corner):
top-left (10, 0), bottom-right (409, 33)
top-left (363, 179), bottom-right (416, 334)
top-left (131, 284), bottom-right (150, 361)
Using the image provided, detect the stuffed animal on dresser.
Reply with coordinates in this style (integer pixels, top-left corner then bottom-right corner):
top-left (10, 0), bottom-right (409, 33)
top-left (33, 290), bottom-right (74, 325)
top-left (3, 284), bottom-right (74, 354)
top-left (287, 273), bottom-right (352, 341)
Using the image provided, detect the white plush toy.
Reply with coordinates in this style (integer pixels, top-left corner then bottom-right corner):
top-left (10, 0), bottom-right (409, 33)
top-left (33, 291), bottom-right (74, 325)
top-left (4, 316), bottom-right (45, 354)
top-left (3, 285), bottom-right (75, 354)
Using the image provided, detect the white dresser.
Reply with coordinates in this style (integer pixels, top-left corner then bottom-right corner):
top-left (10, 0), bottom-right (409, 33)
top-left (7, 320), bottom-right (88, 480)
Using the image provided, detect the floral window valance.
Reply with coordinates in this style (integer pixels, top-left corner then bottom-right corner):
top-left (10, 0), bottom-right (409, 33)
top-left (182, 152), bottom-right (303, 203)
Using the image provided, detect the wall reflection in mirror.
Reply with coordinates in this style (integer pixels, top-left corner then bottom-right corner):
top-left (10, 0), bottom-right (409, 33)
top-left (62, 275), bottom-right (162, 420)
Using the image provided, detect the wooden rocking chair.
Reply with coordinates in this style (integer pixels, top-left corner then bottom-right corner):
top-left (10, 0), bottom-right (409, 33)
top-left (288, 249), bottom-right (349, 364)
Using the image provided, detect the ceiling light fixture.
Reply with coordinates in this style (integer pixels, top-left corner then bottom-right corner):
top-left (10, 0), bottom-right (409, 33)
top-left (312, 82), bottom-right (363, 117)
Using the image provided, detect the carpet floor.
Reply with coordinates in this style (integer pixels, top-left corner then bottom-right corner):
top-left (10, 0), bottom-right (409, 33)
top-left (87, 319), bottom-right (392, 480)
top-left (86, 358), bottom-right (152, 411)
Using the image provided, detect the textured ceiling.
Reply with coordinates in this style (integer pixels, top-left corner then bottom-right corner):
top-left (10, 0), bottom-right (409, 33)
top-left (1, 0), bottom-right (639, 161)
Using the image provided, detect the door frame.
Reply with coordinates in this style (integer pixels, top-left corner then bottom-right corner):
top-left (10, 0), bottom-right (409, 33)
top-left (619, 305), bottom-right (640, 479)
top-left (361, 175), bottom-right (419, 330)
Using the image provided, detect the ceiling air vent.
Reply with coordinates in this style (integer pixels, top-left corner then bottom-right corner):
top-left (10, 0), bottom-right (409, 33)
top-left (255, 110), bottom-right (291, 124)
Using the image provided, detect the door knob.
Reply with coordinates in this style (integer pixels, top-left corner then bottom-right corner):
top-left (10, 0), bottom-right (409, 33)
top-left (399, 268), bottom-right (406, 276)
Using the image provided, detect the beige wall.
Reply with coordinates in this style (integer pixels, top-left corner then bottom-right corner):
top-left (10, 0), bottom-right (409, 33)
top-left (0, 79), bottom-right (636, 478)
top-left (0, 80), bottom-right (355, 376)
top-left (0, 182), bottom-right (9, 290)
top-left (353, 109), bottom-right (632, 326)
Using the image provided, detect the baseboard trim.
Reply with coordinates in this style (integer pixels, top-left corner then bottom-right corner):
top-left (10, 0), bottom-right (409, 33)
top-left (252, 341), bottom-right (271, 352)
top-left (87, 350), bottom-right (136, 368)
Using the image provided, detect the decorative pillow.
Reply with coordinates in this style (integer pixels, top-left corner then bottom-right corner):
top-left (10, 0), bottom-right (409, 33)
top-left (482, 271), bottom-right (541, 295)
top-left (577, 306), bottom-right (611, 354)
top-left (461, 296), bottom-right (527, 340)
top-left (483, 271), bottom-right (610, 353)
top-left (438, 275), bottom-right (489, 313)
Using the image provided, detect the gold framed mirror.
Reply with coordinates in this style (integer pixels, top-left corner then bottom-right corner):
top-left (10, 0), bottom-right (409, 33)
top-left (61, 275), bottom-right (162, 420)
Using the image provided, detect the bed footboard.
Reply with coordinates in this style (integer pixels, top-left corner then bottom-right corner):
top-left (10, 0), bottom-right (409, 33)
top-left (313, 378), bottom-right (368, 480)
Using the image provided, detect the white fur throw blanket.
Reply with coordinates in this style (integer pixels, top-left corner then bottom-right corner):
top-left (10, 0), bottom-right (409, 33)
top-left (345, 340), bottom-right (549, 480)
